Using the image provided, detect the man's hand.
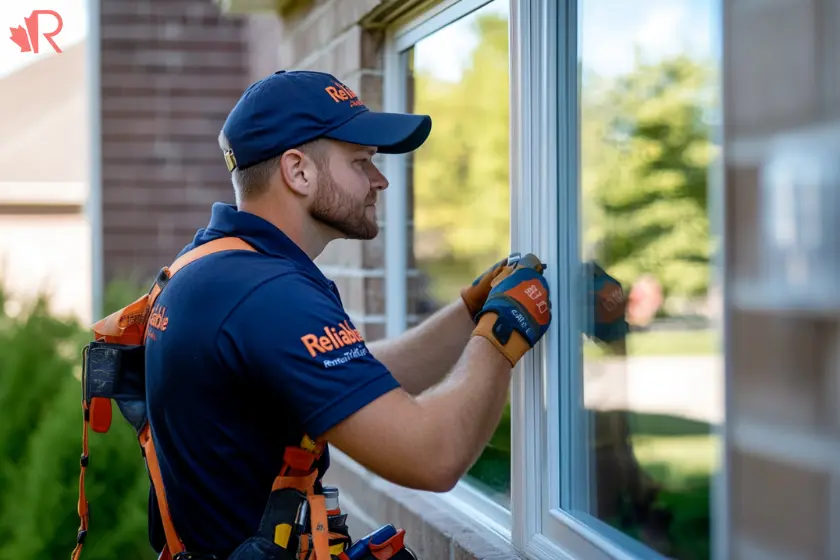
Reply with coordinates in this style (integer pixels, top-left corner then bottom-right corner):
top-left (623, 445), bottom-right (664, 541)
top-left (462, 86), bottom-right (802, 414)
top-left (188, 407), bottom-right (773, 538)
top-left (471, 254), bottom-right (552, 366)
top-left (461, 257), bottom-right (509, 321)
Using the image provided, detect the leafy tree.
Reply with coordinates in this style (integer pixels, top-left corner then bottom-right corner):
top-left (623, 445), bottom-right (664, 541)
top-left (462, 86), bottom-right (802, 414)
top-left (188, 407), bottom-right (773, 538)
top-left (410, 11), bottom-right (511, 306)
top-left (0, 288), bottom-right (153, 560)
top-left (407, 10), bottom-right (513, 499)
top-left (410, 18), bottom-right (717, 306)
top-left (581, 54), bottom-right (718, 299)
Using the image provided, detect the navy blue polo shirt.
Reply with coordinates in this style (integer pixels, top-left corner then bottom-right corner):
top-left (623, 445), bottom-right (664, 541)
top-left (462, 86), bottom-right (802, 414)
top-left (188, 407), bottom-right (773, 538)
top-left (144, 202), bottom-right (401, 557)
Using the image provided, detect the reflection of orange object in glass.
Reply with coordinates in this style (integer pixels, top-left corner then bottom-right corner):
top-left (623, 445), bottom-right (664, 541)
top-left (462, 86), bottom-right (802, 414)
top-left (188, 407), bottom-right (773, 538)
top-left (596, 282), bottom-right (626, 324)
top-left (627, 275), bottom-right (663, 327)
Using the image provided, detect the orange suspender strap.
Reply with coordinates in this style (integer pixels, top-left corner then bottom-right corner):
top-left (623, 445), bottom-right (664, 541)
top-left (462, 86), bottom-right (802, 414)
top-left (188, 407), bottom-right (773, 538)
top-left (91, 237), bottom-right (257, 342)
top-left (298, 439), bottom-right (331, 560)
top-left (308, 493), bottom-right (331, 560)
top-left (140, 424), bottom-right (186, 558)
top-left (71, 237), bottom-right (256, 560)
top-left (71, 405), bottom-right (90, 560)
top-left (150, 237), bottom-right (258, 303)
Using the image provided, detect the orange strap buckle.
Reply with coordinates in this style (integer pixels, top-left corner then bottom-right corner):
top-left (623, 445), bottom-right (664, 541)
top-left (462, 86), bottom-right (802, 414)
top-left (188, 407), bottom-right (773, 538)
top-left (283, 446), bottom-right (319, 473)
top-left (369, 529), bottom-right (407, 560)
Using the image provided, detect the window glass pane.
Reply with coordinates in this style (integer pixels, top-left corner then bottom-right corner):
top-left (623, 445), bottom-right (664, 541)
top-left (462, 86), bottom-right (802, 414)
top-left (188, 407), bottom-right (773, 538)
top-left (575, 1), bottom-right (721, 558)
top-left (404, 0), bottom-right (511, 505)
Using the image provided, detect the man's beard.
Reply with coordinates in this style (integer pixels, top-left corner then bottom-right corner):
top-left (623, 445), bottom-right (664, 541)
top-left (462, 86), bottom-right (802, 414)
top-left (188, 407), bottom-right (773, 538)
top-left (309, 172), bottom-right (379, 240)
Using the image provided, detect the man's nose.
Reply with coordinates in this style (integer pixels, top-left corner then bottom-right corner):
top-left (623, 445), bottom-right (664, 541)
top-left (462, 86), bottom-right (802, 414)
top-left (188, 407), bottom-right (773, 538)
top-left (370, 166), bottom-right (389, 191)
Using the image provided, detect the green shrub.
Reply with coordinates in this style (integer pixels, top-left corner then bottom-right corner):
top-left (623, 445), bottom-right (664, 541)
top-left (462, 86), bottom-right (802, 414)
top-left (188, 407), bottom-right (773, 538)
top-left (0, 288), bottom-right (154, 560)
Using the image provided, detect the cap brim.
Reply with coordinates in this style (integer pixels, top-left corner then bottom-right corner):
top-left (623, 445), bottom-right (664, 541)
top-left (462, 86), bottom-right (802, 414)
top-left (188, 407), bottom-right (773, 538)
top-left (323, 110), bottom-right (432, 154)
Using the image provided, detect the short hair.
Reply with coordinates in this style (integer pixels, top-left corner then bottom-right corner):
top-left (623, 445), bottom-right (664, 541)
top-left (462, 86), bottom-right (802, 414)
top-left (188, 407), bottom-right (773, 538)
top-left (217, 131), bottom-right (327, 203)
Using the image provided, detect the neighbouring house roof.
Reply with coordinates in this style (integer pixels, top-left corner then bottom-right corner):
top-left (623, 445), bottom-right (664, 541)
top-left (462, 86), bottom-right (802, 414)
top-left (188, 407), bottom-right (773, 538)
top-left (0, 40), bottom-right (88, 183)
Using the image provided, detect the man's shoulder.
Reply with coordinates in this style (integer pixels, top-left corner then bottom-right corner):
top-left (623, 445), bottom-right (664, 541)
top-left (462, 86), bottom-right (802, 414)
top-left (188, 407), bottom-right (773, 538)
top-left (234, 261), bottom-right (335, 307)
top-left (212, 259), bottom-right (343, 333)
top-left (173, 248), bottom-right (320, 292)
top-left (154, 251), bottom-right (335, 341)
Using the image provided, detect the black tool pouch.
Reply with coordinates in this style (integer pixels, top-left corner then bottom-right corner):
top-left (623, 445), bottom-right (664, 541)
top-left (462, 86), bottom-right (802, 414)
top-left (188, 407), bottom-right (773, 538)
top-left (228, 487), bottom-right (307, 560)
top-left (81, 340), bottom-right (148, 433)
top-left (327, 512), bottom-right (352, 554)
top-left (226, 536), bottom-right (292, 560)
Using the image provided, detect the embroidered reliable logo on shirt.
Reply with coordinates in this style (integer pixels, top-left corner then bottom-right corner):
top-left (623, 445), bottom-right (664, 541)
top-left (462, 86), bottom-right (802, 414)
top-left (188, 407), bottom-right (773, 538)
top-left (301, 320), bottom-right (368, 368)
top-left (145, 304), bottom-right (169, 341)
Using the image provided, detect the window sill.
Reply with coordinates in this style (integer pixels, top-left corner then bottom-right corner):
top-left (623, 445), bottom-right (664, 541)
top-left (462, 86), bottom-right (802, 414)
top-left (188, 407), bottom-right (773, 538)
top-left (323, 448), bottom-right (526, 560)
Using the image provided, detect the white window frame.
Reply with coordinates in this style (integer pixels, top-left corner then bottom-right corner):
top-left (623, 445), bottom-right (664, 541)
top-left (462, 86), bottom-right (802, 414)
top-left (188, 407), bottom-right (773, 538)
top-left (385, 0), bottom-right (715, 558)
top-left (512, 1), bottom-right (716, 559)
top-left (507, 2), bottom-right (627, 558)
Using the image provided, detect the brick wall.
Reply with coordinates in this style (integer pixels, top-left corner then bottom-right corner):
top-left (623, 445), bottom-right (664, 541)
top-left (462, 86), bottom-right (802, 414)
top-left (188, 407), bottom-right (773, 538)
top-left (723, 0), bottom-right (840, 557)
top-left (99, 0), bottom-right (250, 286)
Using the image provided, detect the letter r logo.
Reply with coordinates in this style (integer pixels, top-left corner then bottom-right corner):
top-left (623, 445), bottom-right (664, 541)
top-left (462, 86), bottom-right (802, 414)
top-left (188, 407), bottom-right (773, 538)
top-left (9, 10), bottom-right (64, 54)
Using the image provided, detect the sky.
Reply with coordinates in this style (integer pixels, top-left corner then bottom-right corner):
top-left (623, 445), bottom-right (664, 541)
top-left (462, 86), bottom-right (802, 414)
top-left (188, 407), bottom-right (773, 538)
top-left (0, 0), bottom-right (88, 79)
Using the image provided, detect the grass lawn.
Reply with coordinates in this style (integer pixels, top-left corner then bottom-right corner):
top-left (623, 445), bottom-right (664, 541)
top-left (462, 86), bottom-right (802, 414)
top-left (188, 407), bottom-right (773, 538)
top-left (633, 434), bottom-right (718, 482)
top-left (586, 328), bottom-right (719, 358)
top-left (627, 329), bottom-right (718, 356)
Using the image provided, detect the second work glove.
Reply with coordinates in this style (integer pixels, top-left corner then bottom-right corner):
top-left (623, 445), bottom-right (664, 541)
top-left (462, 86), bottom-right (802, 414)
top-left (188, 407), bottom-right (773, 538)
top-left (461, 257), bottom-right (509, 321)
top-left (471, 254), bottom-right (552, 366)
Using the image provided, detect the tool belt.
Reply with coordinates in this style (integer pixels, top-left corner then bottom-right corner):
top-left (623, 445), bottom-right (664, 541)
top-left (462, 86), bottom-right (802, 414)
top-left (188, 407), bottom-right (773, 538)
top-left (72, 237), bottom-right (416, 560)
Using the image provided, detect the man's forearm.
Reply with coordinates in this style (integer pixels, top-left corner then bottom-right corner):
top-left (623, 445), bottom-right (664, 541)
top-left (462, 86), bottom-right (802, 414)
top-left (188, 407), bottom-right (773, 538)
top-left (322, 256), bottom-right (549, 493)
top-left (412, 334), bottom-right (512, 489)
top-left (367, 298), bottom-right (476, 395)
top-left (321, 333), bottom-right (513, 493)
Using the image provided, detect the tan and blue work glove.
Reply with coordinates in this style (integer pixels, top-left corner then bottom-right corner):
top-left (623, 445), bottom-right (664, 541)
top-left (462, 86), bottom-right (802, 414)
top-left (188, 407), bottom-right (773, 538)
top-left (471, 254), bottom-right (552, 366)
top-left (461, 257), bottom-right (509, 321)
top-left (584, 261), bottom-right (629, 344)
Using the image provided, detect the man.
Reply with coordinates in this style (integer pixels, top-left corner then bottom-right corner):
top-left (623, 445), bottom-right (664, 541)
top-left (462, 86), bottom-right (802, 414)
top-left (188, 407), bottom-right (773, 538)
top-left (143, 70), bottom-right (552, 558)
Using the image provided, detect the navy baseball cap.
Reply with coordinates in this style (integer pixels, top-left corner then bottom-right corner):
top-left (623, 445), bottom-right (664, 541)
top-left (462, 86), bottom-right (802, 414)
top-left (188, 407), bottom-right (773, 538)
top-left (220, 70), bottom-right (432, 171)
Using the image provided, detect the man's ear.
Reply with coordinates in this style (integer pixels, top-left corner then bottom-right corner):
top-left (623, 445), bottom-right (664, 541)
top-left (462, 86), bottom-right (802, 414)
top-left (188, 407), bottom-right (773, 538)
top-left (279, 149), bottom-right (317, 196)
